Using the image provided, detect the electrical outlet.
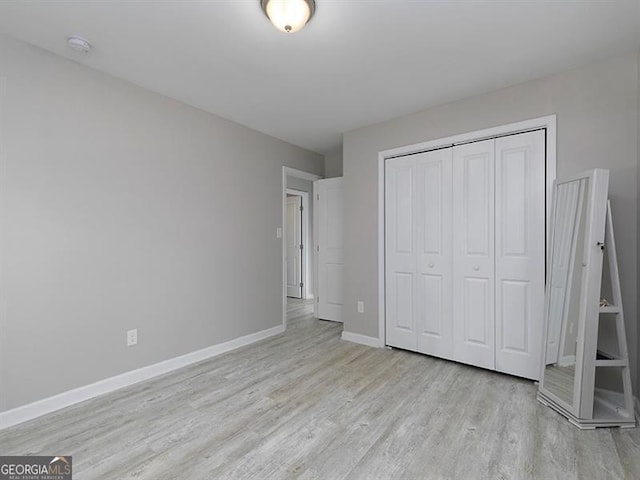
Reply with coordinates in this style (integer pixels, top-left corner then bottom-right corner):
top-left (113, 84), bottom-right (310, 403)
top-left (276, 227), bottom-right (282, 238)
top-left (357, 301), bottom-right (364, 313)
top-left (127, 329), bottom-right (138, 346)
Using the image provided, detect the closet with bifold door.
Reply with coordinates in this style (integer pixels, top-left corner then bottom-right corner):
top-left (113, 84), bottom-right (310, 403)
top-left (385, 130), bottom-right (546, 380)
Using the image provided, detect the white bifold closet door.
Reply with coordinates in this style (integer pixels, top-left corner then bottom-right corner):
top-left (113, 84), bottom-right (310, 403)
top-left (494, 131), bottom-right (545, 379)
top-left (385, 149), bottom-right (453, 357)
top-left (452, 139), bottom-right (496, 370)
top-left (385, 130), bottom-right (545, 380)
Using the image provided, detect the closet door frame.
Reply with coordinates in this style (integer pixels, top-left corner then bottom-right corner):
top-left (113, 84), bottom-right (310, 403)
top-left (377, 115), bottom-right (557, 348)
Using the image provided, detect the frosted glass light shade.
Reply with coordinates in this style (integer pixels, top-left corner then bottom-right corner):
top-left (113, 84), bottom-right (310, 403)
top-left (261, 0), bottom-right (316, 33)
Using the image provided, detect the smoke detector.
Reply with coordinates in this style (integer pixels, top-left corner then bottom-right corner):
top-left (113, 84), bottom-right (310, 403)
top-left (67, 35), bottom-right (92, 54)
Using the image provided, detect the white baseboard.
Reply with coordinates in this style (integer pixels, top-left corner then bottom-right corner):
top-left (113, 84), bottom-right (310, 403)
top-left (341, 331), bottom-right (381, 348)
top-left (0, 324), bottom-right (284, 430)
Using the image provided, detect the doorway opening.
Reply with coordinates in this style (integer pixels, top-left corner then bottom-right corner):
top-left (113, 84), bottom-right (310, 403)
top-left (282, 167), bottom-right (322, 329)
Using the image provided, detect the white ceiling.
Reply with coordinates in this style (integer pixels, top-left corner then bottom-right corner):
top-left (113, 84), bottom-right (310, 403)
top-left (1, 1), bottom-right (639, 154)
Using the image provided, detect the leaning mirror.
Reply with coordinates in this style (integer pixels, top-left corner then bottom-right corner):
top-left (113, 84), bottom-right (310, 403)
top-left (539, 175), bottom-right (591, 414)
top-left (537, 169), bottom-right (636, 428)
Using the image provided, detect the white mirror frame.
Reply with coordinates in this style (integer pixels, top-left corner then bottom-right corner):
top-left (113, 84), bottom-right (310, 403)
top-left (538, 169), bottom-right (609, 420)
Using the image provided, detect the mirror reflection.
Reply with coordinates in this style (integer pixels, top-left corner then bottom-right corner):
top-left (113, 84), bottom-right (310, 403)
top-left (543, 178), bottom-right (589, 407)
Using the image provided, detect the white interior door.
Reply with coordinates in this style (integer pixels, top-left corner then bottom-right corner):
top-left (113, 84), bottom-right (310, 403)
top-left (494, 131), bottom-right (546, 379)
top-left (385, 156), bottom-right (417, 350)
top-left (286, 195), bottom-right (303, 298)
top-left (315, 178), bottom-right (344, 322)
top-left (416, 149), bottom-right (454, 359)
top-left (385, 149), bottom-right (454, 356)
top-left (452, 139), bottom-right (495, 370)
top-left (384, 130), bottom-right (547, 378)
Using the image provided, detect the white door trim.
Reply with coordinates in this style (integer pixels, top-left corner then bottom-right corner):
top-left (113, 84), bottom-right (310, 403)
top-left (378, 115), bottom-right (557, 348)
top-left (282, 167), bottom-right (322, 329)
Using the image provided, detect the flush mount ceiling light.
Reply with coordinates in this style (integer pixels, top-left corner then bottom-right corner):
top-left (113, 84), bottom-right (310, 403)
top-left (261, 0), bottom-right (316, 33)
top-left (67, 35), bottom-right (92, 54)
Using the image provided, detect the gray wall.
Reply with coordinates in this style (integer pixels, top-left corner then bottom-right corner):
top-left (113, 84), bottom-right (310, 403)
top-left (323, 147), bottom-right (343, 178)
top-left (0, 36), bottom-right (323, 412)
top-left (637, 49), bottom-right (640, 400)
top-left (343, 55), bottom-right (639, 395)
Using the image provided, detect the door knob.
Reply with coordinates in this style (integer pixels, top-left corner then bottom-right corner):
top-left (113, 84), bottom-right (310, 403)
top-left (428, 263), bottom-right (435, 268)
top-left (473, 265), bottom-right (480, 271)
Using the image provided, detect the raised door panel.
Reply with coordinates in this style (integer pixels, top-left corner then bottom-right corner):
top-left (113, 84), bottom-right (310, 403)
top-left (325, 263), bottom-right (344, 308)
top-left (315, 178), bottom-right (344, 322)
top-left (463, 277), bottom-right (492, 345)
top-left (385, 157), bottom-right (417, 350)
top-left (415, 148), bottom-right (453, 359)
top-left (452, 139), bottom-right (495, 370)
top-left (391, 272), bottom-right (414, 331)
top-left (495, 131), bottom-right (545, 379)
top-left (326, 188), bottom-right (344, 252)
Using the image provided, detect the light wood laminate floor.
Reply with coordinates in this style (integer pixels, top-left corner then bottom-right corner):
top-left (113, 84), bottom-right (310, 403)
top-left (1, 299), bottom-right (639, 479)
